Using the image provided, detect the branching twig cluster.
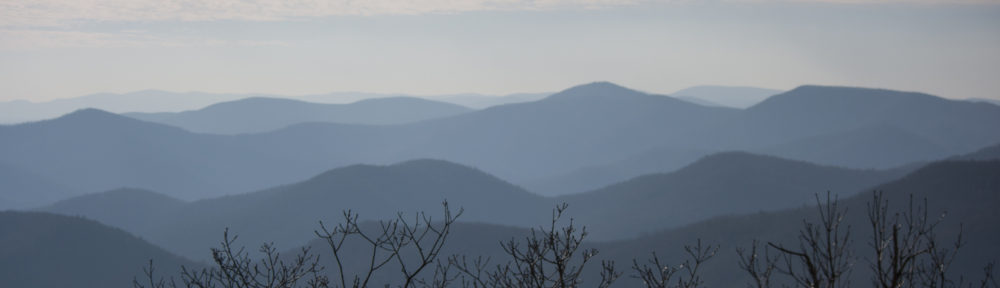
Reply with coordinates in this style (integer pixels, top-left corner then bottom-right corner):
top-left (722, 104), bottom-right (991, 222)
top-left (315, 201), bottom-right (463, 288)
top-left (448, 203), bottom-right (621, 288)
top-left (768, 192), bottom-right (853, 288)
top-left (868, 192), bottom-right (944, 288)
top-left (136, 202), bottom-right (461, 288)
top-left (745, 191), bottom-right (997, 288)
top-left (134, 229), bottom-right (327, 288)
top-left (737, 239), bottom-right (779, 288)
top-left (134, 191), bottom-right (998, 288)
top-left (631, 239), bottom-right (719, 288)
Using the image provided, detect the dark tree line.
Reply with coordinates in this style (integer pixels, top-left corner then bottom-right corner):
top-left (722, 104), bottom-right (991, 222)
top-left (137, 192), bottom-right (997, 288)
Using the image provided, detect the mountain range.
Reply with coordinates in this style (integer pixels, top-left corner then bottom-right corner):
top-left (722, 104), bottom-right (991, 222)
top-left (4, 82), bottom-right (1000, 209)
top-left (0, 90), bottom-right (250, 124)
top-left (41, 159), bottom-right (549, 259)
top-left (556, 151), bottom-right (913, 239)
top-left (41, 151), bottom-right (916, 259)
top-left (125, 97), bottom-right (471, 134)
top-left (0, 90), bottom-right (555, 125)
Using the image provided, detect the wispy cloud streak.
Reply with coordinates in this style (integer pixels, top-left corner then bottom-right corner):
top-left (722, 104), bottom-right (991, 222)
top-left (0, 0), bottom-right (643, 28)
top-left (3, 0), bottom-right (994, 28)
top-left (0, 29), bottom-right (290, 49)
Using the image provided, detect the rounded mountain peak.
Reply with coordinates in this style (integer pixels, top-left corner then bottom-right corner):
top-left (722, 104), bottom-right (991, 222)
top-left (546, 81), bottom-right (646, 100)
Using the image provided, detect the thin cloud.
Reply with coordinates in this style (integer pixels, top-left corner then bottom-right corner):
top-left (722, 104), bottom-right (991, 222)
top-left (729, 0), bottom-right (1000, 4)
top-left (0, 29), bottom-right (290, 50)
top-left (0, 0), bottom-right (643, 28)
top-left (3, 0), bottom-right (994, 28)
top-left (2, 0), bottom-right (994, 50)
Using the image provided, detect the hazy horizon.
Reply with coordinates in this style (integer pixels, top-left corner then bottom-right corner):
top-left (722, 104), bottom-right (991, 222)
top-left (2, 0), bottom-right (1000, 102)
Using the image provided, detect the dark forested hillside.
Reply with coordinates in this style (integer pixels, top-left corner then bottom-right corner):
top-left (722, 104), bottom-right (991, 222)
top-left (43, 188), bottom-right (187, 238)
top-left (758, 125), bottom-right (951, 169)
top-left (594, 160), bottom-right (1000, 287)
top-left (42, 159), bottom-right (551, 260)
top-left (559, 151), bottom-right (912, 240)
top-left (0, 211), bottom-right (196, 288)
top-left (522, 147), bottom-right (713, 196)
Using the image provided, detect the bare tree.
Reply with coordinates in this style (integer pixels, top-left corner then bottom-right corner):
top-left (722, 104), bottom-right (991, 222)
top-left (314, 201), bottom-right (462, 288)
top-left (136, 202), bottom-right (460, 288)
top-left (135, 192), bottom-right (999, 288)
top-left (769, 192), bottom-right (853, 288)
top-left (449, 203), bottom-right (621, 288)
top-left (135, 260), bottom-right (175, 288)
top-left (913, 222), bottom-right (972, 288)
top-left (867, 191), bottom-right (944, 288)
top-left (134, 229), bottom-right (328, 288)
top-left (631, 239), bottom-right (719, 288)
top-left (865, 191), bottom-right (1000, 288)
top-left (737, 239), bottom-right (779, 288)
top-left (755, 191), bottom-right (997, 288)
top-left (977, 262), bottom-right (998, 288)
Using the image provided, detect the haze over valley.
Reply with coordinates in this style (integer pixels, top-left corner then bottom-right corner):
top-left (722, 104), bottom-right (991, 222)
top-left (2, 1), bottom-right (999, 287)
top-left (2, 80), bottom-right (999, 287)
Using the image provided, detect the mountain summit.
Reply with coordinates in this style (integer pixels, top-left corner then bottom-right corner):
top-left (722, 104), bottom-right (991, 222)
top-left (545, 82), bottom-right (645, 100)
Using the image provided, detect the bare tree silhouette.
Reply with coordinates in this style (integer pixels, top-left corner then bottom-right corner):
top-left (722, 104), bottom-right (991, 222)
top-left (631, 239), bottom-right (718, 288)
top-left (738, 239), bottom-right (779, 288)
top-left (134, 194), bottom-right (998, 288)
top-left (448, 203), bottom-right (621, 288)
top-left (135, 202), bottom-right (461, 288)
top-left (868, 191), bottom-right (942, 288)
top-left (315, 201), bottom-right (462, 288)
top-left (743, 191), bottom-right (998, 288)
top-left (768, 192), bottom-right (853, 288)
top-left (134, 229), bottom-right (327, 288)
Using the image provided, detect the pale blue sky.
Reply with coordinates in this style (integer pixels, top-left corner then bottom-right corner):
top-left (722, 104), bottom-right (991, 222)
top-left (1, 0), bottom-right (999, 101)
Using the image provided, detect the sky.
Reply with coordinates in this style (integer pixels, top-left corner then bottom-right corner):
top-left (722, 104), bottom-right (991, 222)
top-left (1, 0), bottom-right (999, 102)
